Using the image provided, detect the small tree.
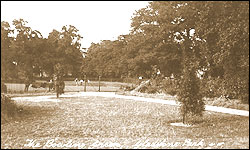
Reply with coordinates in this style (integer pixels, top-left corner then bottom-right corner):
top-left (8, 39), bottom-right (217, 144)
top-left (53, 63), bottom-right (65, 98)
top-left (178, 67), bottom-right (205, 124)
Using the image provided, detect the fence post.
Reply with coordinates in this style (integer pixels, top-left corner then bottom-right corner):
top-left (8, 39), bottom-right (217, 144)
top-left (98, 76), bottom-right (101, 92)
top-left (84, 75), bottom-right (87, 92)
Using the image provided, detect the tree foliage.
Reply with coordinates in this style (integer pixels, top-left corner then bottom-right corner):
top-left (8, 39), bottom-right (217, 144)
top-left (81, 1), bottom-right (249, 121)
top-left (47, 25), bottom-right (83, 77)
top-left (195, 1), bottom-right (249, 103)
top-left (1, 21), bottom-right (15, 80)
top-left (1, 19), bottom-right (84, 82)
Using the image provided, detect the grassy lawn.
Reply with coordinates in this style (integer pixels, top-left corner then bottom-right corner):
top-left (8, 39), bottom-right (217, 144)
top-left (1, 95), bottom-right (249, 149)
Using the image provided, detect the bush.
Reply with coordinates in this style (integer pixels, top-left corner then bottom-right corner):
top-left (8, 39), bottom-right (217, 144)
top-left (200, 77), bottom-right (249, 104)
top-left (145, 84), bottom-right (159, 94)
top-left (135, 77), bottom-right (179, 95)
top-left (1, 94), bottom-right (20, 123)
top-left (226, 78), bottom-right (249, 104)
top-left (138, 85), bottom-right (147, 93)
top-left (120, 85), bottom-right (135, 91)
top-left (162, 78), bottom-right (179, 96)
top-left (137, 80), bottom-right (161, 94)
top-left (200, 77), bottom-right (225, 98)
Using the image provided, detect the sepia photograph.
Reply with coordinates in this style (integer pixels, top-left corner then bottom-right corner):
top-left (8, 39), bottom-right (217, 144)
top-left (1, 1), bottom-right (249, 149)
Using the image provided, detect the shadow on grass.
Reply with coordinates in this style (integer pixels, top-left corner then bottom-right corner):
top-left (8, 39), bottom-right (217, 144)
top-left (1, 103), bottom-right (59, 125)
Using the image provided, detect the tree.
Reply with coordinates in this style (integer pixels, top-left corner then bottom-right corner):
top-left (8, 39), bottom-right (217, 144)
top-left (129, 1), bottom-right (249, 121)
top-left (11, 19), bottom-right (36, 81)
top-left (81, 1), bottom-right (249, 107)
top-left (130, 2), bottom-right (190, 78)
top-left (60, 25), bottom-right (83, 77)
top-left (1, 21), bottom-right (15, 80)
top-left (178, 67), bottom-right (204, 124)
top-left (1, 19), bottom-right (85, 84)
top-left (194, 1), bottom-right (249, 103)
top-left (47, 25), bottom-right (84, 78)
top-left (82, 39), bottom-right (129, 78)
top-left (130, 1), bottom-right (206, 123)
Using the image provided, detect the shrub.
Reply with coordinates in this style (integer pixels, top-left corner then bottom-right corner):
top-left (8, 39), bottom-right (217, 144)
top-left (145, 84), bottom-right (159, 94)
top-left (200, 77), bottom-right (249, 104)
top-left (200, 77), bottom-right (226, 98)
top-left (120, 85), bottom-right (135, 91)
top-left (138, 85), bottom-right (147, 93)
top-left (1, 94), bottom-right (20, 123)
top-left (162, 78), bottom-right (179, 96)
top-left (226, 78), bottom-right (249, 104)
top-left (137, 80), bottom-right (161, 94)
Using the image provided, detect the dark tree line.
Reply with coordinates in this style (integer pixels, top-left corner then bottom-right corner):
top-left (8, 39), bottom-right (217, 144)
top-left (1, 19), bottom-right (84, 82)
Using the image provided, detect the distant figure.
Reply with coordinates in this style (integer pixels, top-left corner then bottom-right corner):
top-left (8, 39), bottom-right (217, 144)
top-left (74, 78), bottom-right (79, 86)
top-left (79, 79), bottom-right (84, 85)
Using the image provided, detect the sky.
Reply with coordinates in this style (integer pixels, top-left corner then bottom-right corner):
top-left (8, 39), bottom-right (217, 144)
top-left (1, 1), bottom-right (150, 49)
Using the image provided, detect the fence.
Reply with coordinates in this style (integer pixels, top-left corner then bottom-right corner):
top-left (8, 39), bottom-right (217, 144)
top-left (3, 77), bottom-right (138, 94)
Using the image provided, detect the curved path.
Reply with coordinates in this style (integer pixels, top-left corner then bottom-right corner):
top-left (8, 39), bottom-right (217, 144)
top-left (12, 92), bottom-right (249, 117)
